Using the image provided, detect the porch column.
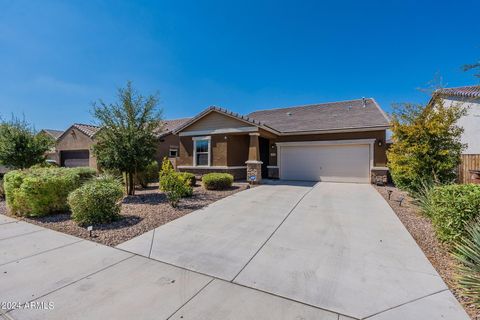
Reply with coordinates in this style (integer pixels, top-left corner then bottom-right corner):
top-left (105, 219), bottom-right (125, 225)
top-left (246, 132), bottom-right (262, 183)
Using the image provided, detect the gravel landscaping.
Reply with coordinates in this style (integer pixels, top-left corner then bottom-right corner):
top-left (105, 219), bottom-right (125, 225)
top-left (375, 185), bottom-right (479, 320)
top-left (0, 182), bottom-right (249, 247)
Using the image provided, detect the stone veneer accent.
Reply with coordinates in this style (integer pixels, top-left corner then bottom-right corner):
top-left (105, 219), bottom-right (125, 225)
top-left (371, 168), bottom-right (388, 184)
top-left (177, 168), bottom-right (246, 180)
top-left (246, 161), bottom-right (262, 184)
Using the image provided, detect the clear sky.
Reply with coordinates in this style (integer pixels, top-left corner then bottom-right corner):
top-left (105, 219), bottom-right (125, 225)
top-left (0, 0), bottom-right (479, 130)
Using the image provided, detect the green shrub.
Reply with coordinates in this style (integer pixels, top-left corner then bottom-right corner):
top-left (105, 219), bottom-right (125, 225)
top-left (159, 158), bottom-right (192, 206)
top-left (453, 219), bottom-right (480, 306)
top-left (135, 160), bottom-right (159, 188)
top-left (0, 178), bottom-right (4, 200)
top-left (412, 179), bottom-right (437, 218)
top-left (202, 173), bottom-right (233, 190)
top-left (160, 172), bottom-right (192, 207)
top-left (4, 167), bottom-right (96, 217)
top-left (68, 178), bottom-right (124, 226)
top-left (30, 161), bottom-right (58, 169)
top-left (427, 184), bottom-right (480, 243)
top-left (178, 172), bottom-right (196, 186)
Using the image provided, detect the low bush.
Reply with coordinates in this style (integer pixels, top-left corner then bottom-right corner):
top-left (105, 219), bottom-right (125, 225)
top-left (178, 172), bottom-right (196, 186)
top-left (412, 179), bottom-right (437, 218)
top-left (453, 219), bottom-right (480, 306)
top-left (426, 184), bottom-right (480, 243)
top-left (135, 160), bottom-right (159, 188)
top-left (160, 172), bottom-right (192, 207)
top-left (68, 177), bottom-right (124, 226)
top-left (4, 167), bottom-right (96, 217)
top-left (159, 158), bottom-right (192, 206)
top-left (202, 173), bottom-right (233, 190)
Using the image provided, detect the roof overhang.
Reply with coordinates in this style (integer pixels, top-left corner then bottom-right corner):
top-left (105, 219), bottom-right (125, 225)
top-left (179, 126), bottom-right (259, 136)
top-left (276, 125), bottom-right (390, 136)
top-left (173, 107), bottom-right (280, 136)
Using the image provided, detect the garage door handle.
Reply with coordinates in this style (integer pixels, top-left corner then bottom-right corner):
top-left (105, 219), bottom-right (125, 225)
top-left (319, 166), bottom-right (322, 170)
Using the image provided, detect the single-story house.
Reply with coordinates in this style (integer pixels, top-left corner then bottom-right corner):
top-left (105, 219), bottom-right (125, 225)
top-left (433, 85), bottom-right (480, 183)
top-left (174, 98), bottom-right (390, 184)
top-left (39, 128), bottom-right (72, 163)
top-left (47, 118), bottom-right (191, 169)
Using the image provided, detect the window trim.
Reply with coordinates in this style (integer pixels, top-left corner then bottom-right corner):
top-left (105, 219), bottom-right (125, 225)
top-left (168, 148), bottom-right (178, 158)
top-left (193, 136), bottom-right (211, 167)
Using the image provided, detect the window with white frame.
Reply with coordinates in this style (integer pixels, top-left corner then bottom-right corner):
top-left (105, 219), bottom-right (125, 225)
top-left (193, 137), bottom-right (210, 166)
top-left (168, 148), bottom-right (178, 158)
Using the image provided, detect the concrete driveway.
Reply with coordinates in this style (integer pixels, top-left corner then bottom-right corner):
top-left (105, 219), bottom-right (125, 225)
top-left (1, 182), bottom-right (470, 320)
top-left (118, 182), bottom-right (469, 319)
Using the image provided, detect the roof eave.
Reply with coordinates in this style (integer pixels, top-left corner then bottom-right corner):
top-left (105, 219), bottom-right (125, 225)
top-left (172, 106), bottom-right (280, 135)
top-left (277, 125), bottom-right (390, 136)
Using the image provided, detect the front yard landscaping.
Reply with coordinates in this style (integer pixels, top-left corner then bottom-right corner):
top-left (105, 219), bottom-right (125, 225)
top-left (376, 185), bottom-right (480, 320)
top-left (0, 181), bottom-right (248, 246)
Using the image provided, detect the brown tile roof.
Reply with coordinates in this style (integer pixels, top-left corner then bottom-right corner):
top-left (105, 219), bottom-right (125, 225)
top-left (72, 123), bottom-right (100, 138)
top-left (40, 129), bottom-right (64, 140)
top-left (156, 118), bottom-right (192, 137)
top-left (247, 98), bottom-right (390, 133)
top-left (436, 85), bottom-right (480, 98)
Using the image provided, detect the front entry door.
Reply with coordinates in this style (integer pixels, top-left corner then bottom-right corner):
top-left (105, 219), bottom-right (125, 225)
top-left (259, 137), bottom-right (270, 179)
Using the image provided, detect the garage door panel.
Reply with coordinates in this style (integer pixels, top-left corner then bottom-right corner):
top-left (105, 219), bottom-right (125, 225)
top-left (280, 144), bottom-right (370, 183)
top-left (60, 150), bottom-right (90, 167)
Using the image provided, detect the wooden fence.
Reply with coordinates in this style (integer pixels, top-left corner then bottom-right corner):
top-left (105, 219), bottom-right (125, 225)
top-left (458, 154), bottom-right (480, 184)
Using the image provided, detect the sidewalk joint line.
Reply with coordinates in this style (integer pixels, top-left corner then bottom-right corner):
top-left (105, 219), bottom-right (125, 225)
top-left (148, 228), bottom-right (156, 258)
top-left (0, 229), bottom-right (44, 242)
top-left (0, 239), bottom-right (83, 267)
top-left (361, 288), bottom-right (449, 319)
top-left (166, 278), bottom-right (215, 319)
top-left (3, 254), bottom-right (136, 314)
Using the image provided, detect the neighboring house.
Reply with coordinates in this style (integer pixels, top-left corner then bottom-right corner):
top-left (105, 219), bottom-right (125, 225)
top-left (434, 85), bottom-right (480, 183)
top-left (55, 123), bottom-right (100, 168)
top-left (154, 118), bottom-right (191, 163)
top-left (38, 129), bottom-right (64, 162)
top-left (52, 119), bottom-right (190, 170)
top-left (174, 98), bottom-right (390, 184)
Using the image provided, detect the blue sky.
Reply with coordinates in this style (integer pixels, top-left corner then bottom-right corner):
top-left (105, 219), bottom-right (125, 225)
top-left (0, 0), bottom-right (479, 130)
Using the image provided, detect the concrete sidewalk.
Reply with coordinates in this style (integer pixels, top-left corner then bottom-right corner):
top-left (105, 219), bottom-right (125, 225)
top-left (0, 218), bottom-right (339, 320)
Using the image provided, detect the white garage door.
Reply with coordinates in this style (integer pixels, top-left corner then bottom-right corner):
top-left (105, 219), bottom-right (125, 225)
top-left (279, 144), bottom-right (371, 183)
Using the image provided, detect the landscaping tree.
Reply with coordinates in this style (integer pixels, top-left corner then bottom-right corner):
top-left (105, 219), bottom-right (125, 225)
top-left (387, 96), bottom-right (466, 191)
top-left (92, 81), bottom-right (162, 195)
top-left (0, 117), bottom-right (54, 169)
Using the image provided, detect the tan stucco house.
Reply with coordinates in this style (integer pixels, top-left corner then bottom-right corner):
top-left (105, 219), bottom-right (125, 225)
top-left (174, 98), bottom-right (390, 183)
top-left (46, 119), bottom-right (190, 170)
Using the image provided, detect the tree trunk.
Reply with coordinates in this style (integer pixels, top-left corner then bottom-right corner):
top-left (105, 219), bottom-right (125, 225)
top-left (127, 171), bottom-right (135, 195)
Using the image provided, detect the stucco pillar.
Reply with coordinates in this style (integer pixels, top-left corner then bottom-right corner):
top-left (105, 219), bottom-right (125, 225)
top-left (246, 132), bottom-right (262, 183)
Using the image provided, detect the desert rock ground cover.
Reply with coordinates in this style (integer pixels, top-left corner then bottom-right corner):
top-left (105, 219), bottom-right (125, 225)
top-left (0, 182), bottom-right (248, 246)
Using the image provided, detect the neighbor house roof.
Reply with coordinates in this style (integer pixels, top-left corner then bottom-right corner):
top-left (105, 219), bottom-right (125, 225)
top-left (435, 85), bottom-right (480, 98)
top-left (40, 129), bottom-right (64, 140)
top-left (247, 98), bottom-right (390, 134)
top-left (156, 118), bottom-right (192, 137)
top-left (59, 119), bottom-right (189, 141)
top-left (72, 123), bottom-right (101, 138)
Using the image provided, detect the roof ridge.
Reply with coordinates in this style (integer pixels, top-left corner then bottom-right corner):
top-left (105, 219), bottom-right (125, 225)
top-left (437, 84), bottom-right (480, 90)
top-left (248, 98), bottom-right (373, 114)
top-left (73, 123), bottom-right (100, 128)
top-left (162, 117), bottom-right (192, 122)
